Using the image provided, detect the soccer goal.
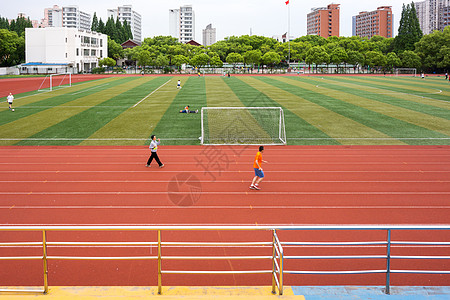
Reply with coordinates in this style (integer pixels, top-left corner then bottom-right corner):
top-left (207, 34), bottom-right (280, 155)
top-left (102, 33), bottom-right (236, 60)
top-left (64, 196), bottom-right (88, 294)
top-left (200, 107), bottom-right (287, 145)
top-left (394, 68), bottom-right (417, 77)
top-left (38, 73), bottom-right (72, 91)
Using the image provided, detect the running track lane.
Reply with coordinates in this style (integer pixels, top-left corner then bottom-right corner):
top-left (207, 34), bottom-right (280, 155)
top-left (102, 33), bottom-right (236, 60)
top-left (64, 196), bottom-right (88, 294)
top-left (0, 145), bottom-right (449, 287)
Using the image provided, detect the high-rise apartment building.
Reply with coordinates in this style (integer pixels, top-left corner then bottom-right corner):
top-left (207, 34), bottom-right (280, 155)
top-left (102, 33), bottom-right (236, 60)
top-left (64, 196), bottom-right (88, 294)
top-left (202, 24), bottom-right (216, 46)
top-left (107, 5), bottom-right (142, 42)
top-left (42, 5), bottom-right (91, 31)
top-left (415, 0), bottom-right (450, 34)
top-left (443, 5), bottom-right (450, 28)
top-left (169, 5), bottom-right (195, 43)
top-left (307, 4), bottom-right (340, 38)
top-left (353, 6), bottom-right (394, 38)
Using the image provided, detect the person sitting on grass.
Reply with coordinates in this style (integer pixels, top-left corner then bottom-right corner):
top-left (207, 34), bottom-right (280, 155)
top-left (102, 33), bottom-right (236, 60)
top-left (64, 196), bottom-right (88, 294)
top-left (179, 105), bottom-right (198, 113)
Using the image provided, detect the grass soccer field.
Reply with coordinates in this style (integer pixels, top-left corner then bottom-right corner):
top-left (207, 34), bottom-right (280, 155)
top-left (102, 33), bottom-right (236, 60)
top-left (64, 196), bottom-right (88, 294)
top-left (0, 75), bottom-right (449, 146)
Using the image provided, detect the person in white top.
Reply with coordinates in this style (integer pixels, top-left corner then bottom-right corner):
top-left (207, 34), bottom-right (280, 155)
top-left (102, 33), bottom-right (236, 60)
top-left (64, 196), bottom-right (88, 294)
top-left (7, 93), bottom-right (14, 111)
top-left (146, 135), bottom-right (164, 168)
top-left (177, 80), bottom-right (181, 89)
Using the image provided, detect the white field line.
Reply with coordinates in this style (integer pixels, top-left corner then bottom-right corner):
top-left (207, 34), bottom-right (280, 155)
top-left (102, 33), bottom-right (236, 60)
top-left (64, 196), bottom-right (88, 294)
top-left (132, 79), bottom-right (172, 108)
top-left (323, 77), bottom-right (449, 103)
top-left (70, 83), bottom-right (110, 95)
top-left (0, 137), bottom-right (449, 141)
top-left (0, 77), bottom-right (111, 103)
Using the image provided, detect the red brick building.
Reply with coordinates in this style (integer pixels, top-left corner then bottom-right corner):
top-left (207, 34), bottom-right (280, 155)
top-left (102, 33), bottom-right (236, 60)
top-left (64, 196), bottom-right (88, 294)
top-left (307, 4), bottom-right (340, 38)
top-left (353, 6), bottom-right (394, 39)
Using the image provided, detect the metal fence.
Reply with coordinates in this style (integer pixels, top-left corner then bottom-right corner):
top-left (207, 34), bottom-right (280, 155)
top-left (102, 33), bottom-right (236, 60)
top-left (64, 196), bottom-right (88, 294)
top-left (0, 225), bottom-right (449, 295)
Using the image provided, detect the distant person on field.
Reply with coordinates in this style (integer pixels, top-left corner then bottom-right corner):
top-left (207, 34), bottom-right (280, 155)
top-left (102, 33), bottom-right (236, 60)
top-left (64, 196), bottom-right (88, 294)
top-left (7, 93), bottom-right (14, 111)
top-left (250, 146), bottom-right (268, 190)
top-left (146, 135), bottom-right (164, 168)
top-left (179, 105), bottom-right (198, 113)
top-left (445, 72), bottom-right (448, 80)
top-left (421, 73), bottom-right (425, 79)
top-left (177, 80), bottom-right (181, 89)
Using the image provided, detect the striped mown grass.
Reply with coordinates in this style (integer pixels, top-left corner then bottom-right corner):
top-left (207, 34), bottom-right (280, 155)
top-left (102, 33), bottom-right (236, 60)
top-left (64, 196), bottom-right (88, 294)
top-left (0, 75), bottom-right (448, 146)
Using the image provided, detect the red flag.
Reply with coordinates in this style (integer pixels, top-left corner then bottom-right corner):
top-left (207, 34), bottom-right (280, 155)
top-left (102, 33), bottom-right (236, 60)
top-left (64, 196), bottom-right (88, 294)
top-left (285, 0), bottom-right (289, 4)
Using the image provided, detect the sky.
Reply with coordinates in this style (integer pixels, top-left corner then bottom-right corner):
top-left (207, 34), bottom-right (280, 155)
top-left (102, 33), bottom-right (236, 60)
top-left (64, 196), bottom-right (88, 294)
top-left (2, 0), bottom-right (410, 41)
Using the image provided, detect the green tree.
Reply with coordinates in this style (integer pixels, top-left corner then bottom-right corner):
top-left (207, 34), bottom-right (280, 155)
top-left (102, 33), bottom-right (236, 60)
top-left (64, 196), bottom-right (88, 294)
top-left (415, 26), bottom-right (450, 72)
top-left (91, 12), bottom-right (99, 32)
top-left (330, 47), bottom-right (348, 70)
top-left (115, 17), bottom-right (124, 43)
top-left (386, 52), bottom-right (401, 69)
top-left (0, 16), bottom-right (10, 30)
top-left (365, 51), bottom-right (386, 71)
top-left (190, 53), bottom-right (210, 69)
top-left (123, 19), bottom-right (133, 40)
top-left (137, 49), bottom-right (151, 67)
top-left (98, 57), bottom-right (116, 67)
top-left (226, 52), bottom-right (244, 68)
top-left (244, 50), bottom-right (262, 69)
top-left (97, 18), bottom-right (105, 34)
top-left (105, 17), bottom-right (115, 39)
top-left (305, 46), bottom-right (329, 73)
top-left (154, 54), bottom-right (169, 69)
top-left (261, 51), bottom-right (281, 73)
top-left (107, 37), bottom-right (123, 60)
top-left (210, 56), bottom-right (223, 70)
top-left (0, 29), bottom-right (24, 66)
top-left (172, 54), bottom-right (189, 72)
top-left (394, 2), bottom-right (422, 53)
top-left (399, 50), bottom-right (421, 68)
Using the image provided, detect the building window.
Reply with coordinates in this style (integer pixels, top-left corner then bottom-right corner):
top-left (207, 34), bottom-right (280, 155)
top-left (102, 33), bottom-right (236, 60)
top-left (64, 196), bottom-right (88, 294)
top-left (91, 49), bottom-right (96, 56)
top-left (83, 49), bottom-right (90, 56)
top-left (76, 48), bottom-right (79, 56)
top-left (100, 50), bottom-right (103, 57)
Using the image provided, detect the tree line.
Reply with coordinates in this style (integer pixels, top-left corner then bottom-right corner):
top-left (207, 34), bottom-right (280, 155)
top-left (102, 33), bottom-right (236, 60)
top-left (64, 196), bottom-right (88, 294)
top-left (0, 15), bottom-right (32, 67)
top-left (0, 2), bottom-right (448, 72)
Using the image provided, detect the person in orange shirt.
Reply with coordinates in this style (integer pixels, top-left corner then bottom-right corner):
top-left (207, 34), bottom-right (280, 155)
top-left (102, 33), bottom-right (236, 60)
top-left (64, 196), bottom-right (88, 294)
top-left (250, 146), bottom-right (268, 190)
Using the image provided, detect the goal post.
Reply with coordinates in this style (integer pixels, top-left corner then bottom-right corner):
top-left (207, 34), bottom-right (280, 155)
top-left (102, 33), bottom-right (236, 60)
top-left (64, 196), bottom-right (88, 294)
top-left (50, 73), bottom-right (72, 91)
top-left (38, 73), bottom-right (72, 92)
top-left (394, 68), bottom-right (417, 77)
top-left (200, 107), bottom-right (287, 145)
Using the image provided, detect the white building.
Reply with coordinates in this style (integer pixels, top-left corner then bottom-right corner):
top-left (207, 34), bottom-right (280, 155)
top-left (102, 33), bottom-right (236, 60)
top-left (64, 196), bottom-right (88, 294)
top-left (25, 27), bottom-right (107, 73)
top-left (107, 5), bottom-right (142, 42)
top-left (42, 5), bottom-right (91, 31)
top-left (415, 0), bottom-right (450, 34)
top-left (169, 5), bottom-right (195, 43)
top-left (202, 24), bottom-right (216, 46)
top-left (169, 9), bottom-right (180, 39)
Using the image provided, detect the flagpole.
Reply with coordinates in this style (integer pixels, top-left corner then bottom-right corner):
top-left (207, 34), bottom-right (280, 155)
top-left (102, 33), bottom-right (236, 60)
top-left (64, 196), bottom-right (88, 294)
top-left (288, 1), bottom-right (291, 69)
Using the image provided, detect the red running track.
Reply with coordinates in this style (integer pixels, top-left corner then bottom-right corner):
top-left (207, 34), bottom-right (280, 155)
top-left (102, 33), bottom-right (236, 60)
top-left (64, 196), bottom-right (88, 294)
top-left (0, 145), bottom-right (449, 287)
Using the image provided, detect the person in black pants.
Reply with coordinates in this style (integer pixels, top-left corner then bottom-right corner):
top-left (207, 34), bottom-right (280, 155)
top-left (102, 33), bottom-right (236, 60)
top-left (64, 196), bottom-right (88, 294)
top-left (146, 135), bottom-right (164, 168)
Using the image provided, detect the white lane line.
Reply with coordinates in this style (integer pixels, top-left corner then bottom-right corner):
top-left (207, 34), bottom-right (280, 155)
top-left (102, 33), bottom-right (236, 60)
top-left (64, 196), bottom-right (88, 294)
top-left (0, 180), bottom-right (448, 184)
top-left (2, 206), bottom-right (449, 209)
top-left (1, 191), bottom-right (449, 195)
top-left (132, 79), bottom-right (171, 108)
top-left (0, 170), bottom-right (448, 174)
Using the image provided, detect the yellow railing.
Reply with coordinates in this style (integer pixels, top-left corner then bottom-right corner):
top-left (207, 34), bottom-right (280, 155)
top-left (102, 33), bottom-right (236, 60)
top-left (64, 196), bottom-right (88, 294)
top-left (0, 225), bottom-right (449, 295)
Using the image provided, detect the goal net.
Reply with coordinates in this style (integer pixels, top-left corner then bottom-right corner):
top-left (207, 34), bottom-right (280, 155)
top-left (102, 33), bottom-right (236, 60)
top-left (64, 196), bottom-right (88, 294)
top-left (38, 73), bottom-right (72, 91)
top-left (201, 107), bottom-right (287, 145)
top-left (394, 68), bottom-right (417, 77)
